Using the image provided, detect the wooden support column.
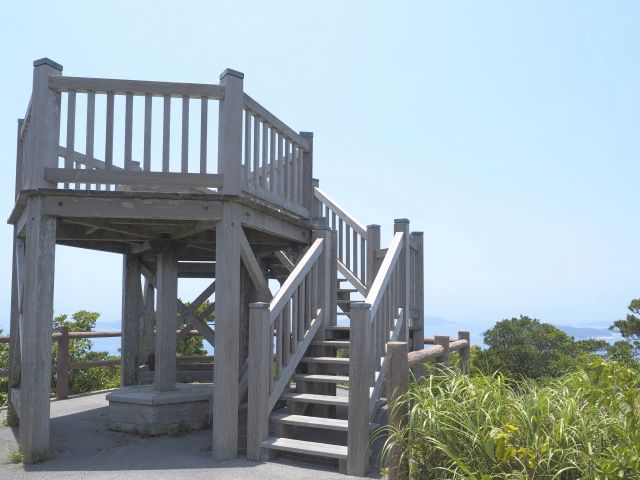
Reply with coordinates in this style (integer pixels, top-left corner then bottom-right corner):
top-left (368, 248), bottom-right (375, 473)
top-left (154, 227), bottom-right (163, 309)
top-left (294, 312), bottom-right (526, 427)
top-left (139, 278), bottom-right (155, 367)
top-left (394, 219), bottom-right (410, 342)
top-left (300, 132), bottom-right (314, 212)
top-left (153, 243), bottom-right (178, 392)
top-left (213, 203), bottom-right (242, 459)
top-left (121, 254), bottom-right (142, 386)
top-left (387, 341), bottom-right (409, 480)
top-left (239, 262), bottom-right (257, 390)
top-left (410, 232), bottom-right (424, 352)
top-left (218, 69), bottom-right (244, 195)
top-left (21, 196), bottom-right (56, 463)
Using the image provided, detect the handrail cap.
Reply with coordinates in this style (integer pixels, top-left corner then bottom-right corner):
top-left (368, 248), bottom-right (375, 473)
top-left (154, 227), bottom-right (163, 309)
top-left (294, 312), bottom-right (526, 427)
top-left (34, 57), bottom-right (63, 71)
top-left (220, 68), bottom-right (244, 80)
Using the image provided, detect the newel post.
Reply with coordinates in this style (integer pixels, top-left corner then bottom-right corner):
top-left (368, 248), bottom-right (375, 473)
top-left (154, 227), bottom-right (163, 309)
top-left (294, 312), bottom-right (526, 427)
top-left (247, 302), bottom-right (271, 461)
top-left (313, 228), bottom-right (331, 335)
top-left (458, 331), bottom-right (471, 374)
top-left (387, 341), bottom-right (409, 480)
top-left (347, 302), bottom-right (372, 476)
top-left (218, 68), bottom-right (244, 195)
top-left (55, 327), bottom-right (70, 400)
top-left (329, 230), bottom-right (338, 326)
top-left (300, 132), bottom-right (314, 213)
top-left (365, 224), bottom-right (381, 291)
top-left (394, 219), bottom-right (410, 341)
top-left (410, 232), bottom-right (424, 352)
top-left (29, 58), bottom-right (62, 190)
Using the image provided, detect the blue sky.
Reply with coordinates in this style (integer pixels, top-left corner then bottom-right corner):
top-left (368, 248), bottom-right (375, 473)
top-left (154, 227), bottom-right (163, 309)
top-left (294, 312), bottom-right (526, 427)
top-left (1, 1), bottom-right (638, 348)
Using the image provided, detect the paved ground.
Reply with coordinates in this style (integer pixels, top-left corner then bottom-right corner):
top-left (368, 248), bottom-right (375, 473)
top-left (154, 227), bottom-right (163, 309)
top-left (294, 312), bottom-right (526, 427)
top-left (0, 392), bottom-right (382, 479)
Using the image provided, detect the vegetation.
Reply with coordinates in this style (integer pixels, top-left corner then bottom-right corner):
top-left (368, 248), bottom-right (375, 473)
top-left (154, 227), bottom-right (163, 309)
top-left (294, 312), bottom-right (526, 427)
top-left (610, 298), bottom-right (640, 357)
top-left (382, 359), bottom-right (640, 479)
top-left (0, 330), bottom-right (8, 407)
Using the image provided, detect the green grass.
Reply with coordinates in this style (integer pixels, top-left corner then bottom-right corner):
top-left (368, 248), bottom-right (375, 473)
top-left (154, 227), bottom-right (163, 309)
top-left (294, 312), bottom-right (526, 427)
top-left (7, 448), bottom-right (23, 464)
top-left (379, 358), bottom-right (640, 479)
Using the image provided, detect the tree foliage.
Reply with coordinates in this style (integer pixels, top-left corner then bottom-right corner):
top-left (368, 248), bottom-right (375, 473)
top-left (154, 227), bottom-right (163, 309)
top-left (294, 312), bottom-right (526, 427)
top-left (610, 298), bottom-right (640, 356)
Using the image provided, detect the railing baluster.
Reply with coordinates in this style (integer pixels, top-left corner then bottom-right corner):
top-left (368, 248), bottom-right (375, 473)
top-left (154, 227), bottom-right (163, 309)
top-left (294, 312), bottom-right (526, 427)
top-left (200, 97), bottom-right (208, 174)
top-left (353, 229), bottom-right (358, 279)
top-left (244, 110), bottom-right (251, 181)
top-left (338, 218), bottom-right (344, 262)
top-left (144, 94), bottom-right (152, 172)
top-left (346, 224), bottom-right (351, 270)
top-left (162, 95), bottom-right (170, 172)
top-left (360, 236), bottom-right (366, 285)
top-left (298, 279), bottom-right (306, 341)
top-left (283, 299), bottom-right (290, 365)
top-left (278, 134), bottom-right (284, 197)
top-left (124, 93), bottom-right (133, 171)
top-left (86, 92), bottom-right (95, 190)
top-left (252, 116), bottom-right (260, 186)
top-left (269, 128), bottom-right (276, 193)
top-left (181, 96), bottom-right (189, 173)
top-left (275, 311), bottom-right (283, 379)
top-left (261, 122), bottom-right (268, 189)
top-left (105, 91), bottom-right (114, 189)
top-left (65, 91), bottom-right (76, 189)
top-left (291, 286), bottom-right (299, 349)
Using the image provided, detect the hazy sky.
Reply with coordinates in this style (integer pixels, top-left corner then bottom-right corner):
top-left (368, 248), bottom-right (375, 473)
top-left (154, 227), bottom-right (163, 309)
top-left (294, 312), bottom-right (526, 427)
top-left (1, 1), bottom-right (638, 344)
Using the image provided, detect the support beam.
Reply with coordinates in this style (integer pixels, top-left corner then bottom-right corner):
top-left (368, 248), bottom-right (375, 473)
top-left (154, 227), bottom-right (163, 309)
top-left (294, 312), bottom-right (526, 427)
top-left (121, 254), bottom-right (142, 386)
top-left (213, 203), bottom-right (241, 459)
top-left (20, 196), bottom-right (56, 463)
top-left (238, 228), bottom-right (272, 301)
top-left (154, 242), bottom-right (178, 392)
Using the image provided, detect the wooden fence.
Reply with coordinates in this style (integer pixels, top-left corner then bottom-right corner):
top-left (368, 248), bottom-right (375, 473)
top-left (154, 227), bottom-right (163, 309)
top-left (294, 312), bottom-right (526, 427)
top-left (385, 332), bottom-right (471, 480)
top-left (0, 329), bottom-right (206, 401)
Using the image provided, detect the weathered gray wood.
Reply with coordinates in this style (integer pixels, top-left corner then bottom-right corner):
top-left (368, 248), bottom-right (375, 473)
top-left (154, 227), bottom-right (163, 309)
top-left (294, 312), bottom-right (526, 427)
top-left (434, 335), bottom-right (450, 366)
top-left (394, 219), bottom-right (410, 343)
top-left (213, 202), bottom-right (241, 459)
top-left (330, 230), bottom-right (338, 326)
top-left (366, 225), bottom-right (381, 289)
top-left (387, 341), bottom-right (409, 480)
top-left (247, 302), bottom-right (270, 461)
top-left (139, 278), bottom-right (155, 365)
top-left (347, 303), bottom-right (372, 476)
top-left (121, 254), bottom-right (142, 386)
top-left (29, 58), bottom-right (62, 189)
top-left (105, 92), bottom-right (114, 170)
top-left (218, 69), bottom-right (244, 195)
top-left (86, 92), bottom-right (96, 189)
top-left (21, 196), bottom-right (56, 463)
top-left (458, 331), bottom-right (471, 374)
top-left (200, 97), bottom-right (208, 174)
top-left (124, 93), bottom-right (134, 170)
top-left (261, 122), bottom-right (268, 189)
top-left (408, 345), bottom-right (444, 366)
top-left (261, 437), bottom-right (347, 460)
top-left (144, 94), bottom-right (152, 171)
top-left (313, 188), bottom-right (367, 237)
top-left (65, 91), bottom-right (76, 189)
top-left (365, 233), bottom-right (403, 315)
top-left (181, 96), bottom-right (189, 173)
top-left (55, 327), bottom-right (70, 399)
top-left (162, 95), bottom-right (171, 172)
top-left (238, 228), bottom-right (272, 301)
top-left (49, 75), bottom-right (225, 99)
top-left (7, 232), bottom-right (24, 426)
top-left (44, 168), bottom-right (223, 188)
top-left (411, 232), bottom-right (424, 351)
top-left (154, 243), bottom-right (178, 392)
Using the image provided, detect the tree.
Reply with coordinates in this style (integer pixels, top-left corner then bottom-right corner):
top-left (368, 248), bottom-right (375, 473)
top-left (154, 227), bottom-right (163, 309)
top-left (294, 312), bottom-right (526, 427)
top-left (610, 298), bottom-right (640, 357)
top-left (475, 315), bottom-right (605, 379)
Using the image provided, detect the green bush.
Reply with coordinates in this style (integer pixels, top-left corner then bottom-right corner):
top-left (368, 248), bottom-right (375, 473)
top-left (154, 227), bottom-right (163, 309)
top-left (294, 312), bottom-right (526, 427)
top-left (381, 359), bottom-right (640, 479)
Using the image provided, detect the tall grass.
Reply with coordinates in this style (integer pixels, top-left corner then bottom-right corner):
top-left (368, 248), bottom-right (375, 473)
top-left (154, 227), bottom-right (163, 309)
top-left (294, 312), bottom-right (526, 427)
top-left (380, 358), bottom-right (640, 479)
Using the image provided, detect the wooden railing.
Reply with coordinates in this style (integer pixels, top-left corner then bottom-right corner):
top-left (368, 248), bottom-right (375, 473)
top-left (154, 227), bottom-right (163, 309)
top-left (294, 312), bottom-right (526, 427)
top-left (247, 230), bottom-right (330, 461)
top-left (347, 223), bottom-right (409, 476)
top-left (16, 59), bottom-right (313, 217)
top-left (314, 187), bottom-right (380, 295)
top-left (0, 328), bottom-right (207, 401)
top-left (385, 333), bottom-right (471, 480)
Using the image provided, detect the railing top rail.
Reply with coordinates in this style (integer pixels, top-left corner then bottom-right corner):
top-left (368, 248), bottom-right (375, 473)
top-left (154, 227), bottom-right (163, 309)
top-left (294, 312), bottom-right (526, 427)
top-left (407, 345), bottom-right (444, 366)
top-left (314, 187), bottom-right (367, 237)
top-left (365, 232), bottom-right (404, 315)
top-left (243, 93), bottom-right (310, 151)
top-left (48, 76), bottom-right (226, 100)
top-left (269, 238), bottom-right (324, 320)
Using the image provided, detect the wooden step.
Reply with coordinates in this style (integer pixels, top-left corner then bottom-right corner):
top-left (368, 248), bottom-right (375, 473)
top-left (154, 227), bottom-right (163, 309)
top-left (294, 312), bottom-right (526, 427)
top-left (302, 356), bottom-right (349, 365)
top-left (281, 392), bottom-right (349, 406)
top-left (270, 412), bottom-right (348, 431)
top-left (326, 326), bottom-right (350, 331)
top-left (294, 374), bottom-right (349, 384)
top-left (261, 437), bottom-right (347, 460)
top-left (310, 340), bottom-right (350, 348)
top-left (337, 288), bottom-right (358, 293)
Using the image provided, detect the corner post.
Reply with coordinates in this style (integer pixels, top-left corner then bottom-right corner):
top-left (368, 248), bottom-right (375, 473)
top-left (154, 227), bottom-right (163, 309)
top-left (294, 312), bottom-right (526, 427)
top-left (458, 331), bottom-right (471, 374)
top-left (365, 224), bottom-right (381, 290)
top-left (434, 335), bottom-right (450, 367)
top-left (153, 243), bottom-right (178, 392)
top-left (300, 132), bottom-right (314, 212)
top-left (347, 302), bottom-right (372, 476)
top-left (410, 232), bottom-right (424, 352)
top-left (29, 58), bottom-right (63, 189)
top-left (121, 254), bottom-right (142, 386)
top-left (387, 341), bottom-right (409, 480)
top-left (55, 327), bottom-right (70, 400)
top-left (247, 302), bottom-right (270, 460)
top-left (394, 219), bottom-right (410, 341)
top-left (218, 68), bottom-right (244, 195)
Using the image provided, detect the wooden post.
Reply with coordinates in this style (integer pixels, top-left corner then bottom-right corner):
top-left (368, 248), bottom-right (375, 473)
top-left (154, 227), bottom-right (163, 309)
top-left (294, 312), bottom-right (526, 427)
top-left (394, 219), bottom-right (410, 341)
top-left (458, 331), bottom-right (471, 374)
top-left (411, 232), bottom-right (424, 352)
top-left (313, 228), bottom-right (330, 334)
top-left (139, 278), bottom-right (155, 367)
top-left (121, 254), bottom-right (141, 386)
top-left (434, 335), bottom-right (450, 367)
top-left (213, 203), bottom-right (242, 459)
top-left (28, 58), bottom-right (62, 190)
top-left (55, 327), bottom-right (70, 400)
top-left (329, 230), bottom-right (338, 326)
top-left (387, 341), bottom-right (409, 480)
top-left (366, 224), bottom-right (381, 290)
top-left (247, 302), bottom-right (270, 461)
top-left (347, 302), bottom-right (372, 476)
top-left (218, 69), bottom-right (244, 195)
top-left (300, 132), bottom-right (314, 212)
top-left (21, 196), bottom-right (56, 463)
top-left (7, 233), bottom-right (23, 426)
top-left (153, 243), bottom-right (178, 392)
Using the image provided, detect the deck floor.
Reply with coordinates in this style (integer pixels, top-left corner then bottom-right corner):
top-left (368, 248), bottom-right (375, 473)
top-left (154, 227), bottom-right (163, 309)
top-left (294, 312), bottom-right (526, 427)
top-left (0, 391), bottom-right (382, 479)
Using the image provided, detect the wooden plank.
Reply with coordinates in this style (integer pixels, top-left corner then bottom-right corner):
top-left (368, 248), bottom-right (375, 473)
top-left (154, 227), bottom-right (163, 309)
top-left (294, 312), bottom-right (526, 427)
top-left (301, 356), bottom-right (349, 365)
top-left (280, 391), bottom-right (348, 407)
top-left (162, 95), bottom-right (171, 172)
top-left (218, 69), bottom-right (243, 196)
top-left (200, 97), bottom-right (208, 174)
top-left (44, 168), bottom-right (223, 188)
top-left (121, 254), bottom-right (141, 386)
top-left (365, 233), bottom-right (403, 315)
top-left (244, 110), bottom-right (251, 181)
top-left (58, 147), bottom-right (123, 171)
top-left (181, 96), bottom-right (189, 173)
top-left (144, 94), bottom-right (152, 171)
top-left (86, 92), bottom-right (96, 189)
top-left (313, 188), bottom-right (367, 237)
top-left (238, 228), bottom-right (272, 301)
top-left (269, 128), bottom-right (276, 193)
top-left (261, 437), bottom-right (347, 460)
top-left (243, 94), bottom-right (310, 151)
top-left (105, 92), bottom-right (114, 169)
top-left (270, 413), bottom-right (348, 431)
top-left (252, 115), bottom-right (260, 185)
top-left (65, 91), bottom-right (76, 189)
top-left (337, 260), bottom-right (366, 296)
top-left (261, 122), bottom-right (268, 189)
top-left (294, 374), bottom-right (350, 383)
top-left (49, 75), bottom-right (225, 99)
top-left (247, 303), bottom-right (270, 461)
top-left (154, 243), bottom-right (178, 391)
top-left (124, 93), bottom-right (133, 170)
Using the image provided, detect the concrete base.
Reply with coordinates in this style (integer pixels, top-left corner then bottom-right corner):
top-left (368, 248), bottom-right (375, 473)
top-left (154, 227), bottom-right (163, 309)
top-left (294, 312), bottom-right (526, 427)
top-left (106, 383), bottom-right (213, 436)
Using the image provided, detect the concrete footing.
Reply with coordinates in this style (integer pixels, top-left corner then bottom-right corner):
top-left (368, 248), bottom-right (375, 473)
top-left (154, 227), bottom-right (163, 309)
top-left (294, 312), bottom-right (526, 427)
top-left (106, 383), bottom-right (213, 436)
